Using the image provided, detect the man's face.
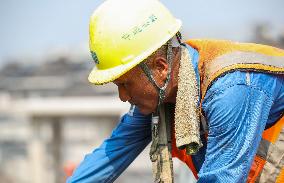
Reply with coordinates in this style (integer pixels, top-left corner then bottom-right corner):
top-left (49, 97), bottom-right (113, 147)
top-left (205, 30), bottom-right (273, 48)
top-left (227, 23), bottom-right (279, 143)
top-left (114, 66), bottom-right (159, 115)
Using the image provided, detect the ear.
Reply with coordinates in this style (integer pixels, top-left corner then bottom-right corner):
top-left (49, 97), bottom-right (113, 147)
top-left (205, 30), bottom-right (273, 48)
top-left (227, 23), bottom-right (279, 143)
top-left (153, 56), bottom-right (168, 82)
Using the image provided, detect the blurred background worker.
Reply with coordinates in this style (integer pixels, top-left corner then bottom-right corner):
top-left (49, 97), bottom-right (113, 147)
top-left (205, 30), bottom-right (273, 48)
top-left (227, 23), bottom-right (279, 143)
top-left (0, 0), bottom-right (284, 183)
top-left (67, 0), bottom-right (284, 182)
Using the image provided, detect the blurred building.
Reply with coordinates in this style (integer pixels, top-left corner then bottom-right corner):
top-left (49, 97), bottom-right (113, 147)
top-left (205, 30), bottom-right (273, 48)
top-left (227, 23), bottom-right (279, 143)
top-left (0, 53), bottom-right (155, 183)
top-left (251, 24), bottom-right (284, 49)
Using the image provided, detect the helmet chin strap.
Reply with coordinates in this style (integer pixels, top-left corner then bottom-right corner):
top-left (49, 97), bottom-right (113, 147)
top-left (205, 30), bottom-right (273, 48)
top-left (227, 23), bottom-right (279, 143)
top-left (139, 40), bottom-right (175, 115)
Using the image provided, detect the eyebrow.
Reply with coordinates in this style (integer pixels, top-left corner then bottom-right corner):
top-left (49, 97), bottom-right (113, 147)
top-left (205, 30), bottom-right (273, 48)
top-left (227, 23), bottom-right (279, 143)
top-left (113, 79), bottom-right (123, 85)
top-left (114, 76), bottom-right (127, 83)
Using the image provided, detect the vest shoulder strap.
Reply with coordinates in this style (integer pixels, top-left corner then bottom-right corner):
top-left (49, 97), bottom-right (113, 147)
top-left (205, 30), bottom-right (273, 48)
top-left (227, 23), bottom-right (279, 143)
top-left (186, 39), bottom-right (284, 99)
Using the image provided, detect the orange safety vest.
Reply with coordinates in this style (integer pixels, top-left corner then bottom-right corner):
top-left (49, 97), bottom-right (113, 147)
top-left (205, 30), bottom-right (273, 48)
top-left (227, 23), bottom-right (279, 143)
top-left (171, 39), bottom-right (284, 182)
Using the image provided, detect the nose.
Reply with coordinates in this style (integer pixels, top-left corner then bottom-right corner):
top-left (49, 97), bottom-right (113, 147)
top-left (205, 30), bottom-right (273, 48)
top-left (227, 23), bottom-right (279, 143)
top-left (118, 85), bottom-right (131, 102)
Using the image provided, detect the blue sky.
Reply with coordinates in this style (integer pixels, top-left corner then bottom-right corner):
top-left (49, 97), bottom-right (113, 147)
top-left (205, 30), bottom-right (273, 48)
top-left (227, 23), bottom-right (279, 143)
top-left (0, 0), bottom-right (283, 63)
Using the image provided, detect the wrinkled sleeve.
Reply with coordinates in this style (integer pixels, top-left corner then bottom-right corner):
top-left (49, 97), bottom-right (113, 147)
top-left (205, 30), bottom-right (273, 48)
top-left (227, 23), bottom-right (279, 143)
top-left (67, 106), bottom-right (151, 183)
top-left (198, 83), bottom-right (273, 183)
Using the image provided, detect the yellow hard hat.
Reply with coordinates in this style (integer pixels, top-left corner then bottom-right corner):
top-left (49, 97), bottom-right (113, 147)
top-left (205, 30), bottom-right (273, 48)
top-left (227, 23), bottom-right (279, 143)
top-left (88, 0), bottom-right (182, 85)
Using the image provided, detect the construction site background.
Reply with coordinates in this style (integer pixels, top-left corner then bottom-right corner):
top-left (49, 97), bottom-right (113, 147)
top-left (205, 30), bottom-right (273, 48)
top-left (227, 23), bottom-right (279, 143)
top-left (0, 1), bottom-right (283, 183)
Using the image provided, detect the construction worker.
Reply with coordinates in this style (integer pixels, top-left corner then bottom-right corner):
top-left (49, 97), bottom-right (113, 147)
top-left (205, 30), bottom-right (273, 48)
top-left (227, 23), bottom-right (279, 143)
top-left (67, 0), bottom-right (284, 182)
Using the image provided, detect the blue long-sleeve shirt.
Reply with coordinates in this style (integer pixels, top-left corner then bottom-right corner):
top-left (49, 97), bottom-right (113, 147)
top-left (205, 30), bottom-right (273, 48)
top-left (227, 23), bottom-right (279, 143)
top-left (67, 45), bottom-right (284, 183)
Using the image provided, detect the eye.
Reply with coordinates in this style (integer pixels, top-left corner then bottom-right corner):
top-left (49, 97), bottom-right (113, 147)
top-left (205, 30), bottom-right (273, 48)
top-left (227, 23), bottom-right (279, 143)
top-left (122, 83), bottom-right (128, 88)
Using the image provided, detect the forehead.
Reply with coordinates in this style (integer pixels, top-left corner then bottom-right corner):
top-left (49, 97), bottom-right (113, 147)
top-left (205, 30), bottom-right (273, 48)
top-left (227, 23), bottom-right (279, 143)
top-left (114, 65), bottom-right (141, 83)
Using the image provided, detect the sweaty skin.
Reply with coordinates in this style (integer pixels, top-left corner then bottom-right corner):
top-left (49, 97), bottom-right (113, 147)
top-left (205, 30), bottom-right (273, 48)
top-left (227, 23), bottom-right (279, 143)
top-left (114, 66), bottom-right (159, 115)
top-left (114, 47), bottom-right (181, 114)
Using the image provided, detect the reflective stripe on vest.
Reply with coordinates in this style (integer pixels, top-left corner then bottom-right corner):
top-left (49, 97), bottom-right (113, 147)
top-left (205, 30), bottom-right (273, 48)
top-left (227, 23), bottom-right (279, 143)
top-left (250, 124), bottom-right (284, 183)
top-left (201, 51), bottom-right (284, 100)
top-left (186, 39), bottom-right (284, 100)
